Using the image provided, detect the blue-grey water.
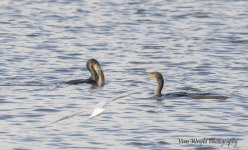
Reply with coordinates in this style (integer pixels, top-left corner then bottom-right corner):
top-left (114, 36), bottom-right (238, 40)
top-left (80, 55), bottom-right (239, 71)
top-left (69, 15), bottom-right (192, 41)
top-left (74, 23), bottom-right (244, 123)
top-left (0, 0), bottom-right (247, 149)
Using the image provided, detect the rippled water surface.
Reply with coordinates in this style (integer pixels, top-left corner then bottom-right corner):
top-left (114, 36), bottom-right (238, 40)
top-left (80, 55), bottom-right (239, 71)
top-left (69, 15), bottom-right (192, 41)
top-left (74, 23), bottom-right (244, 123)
top-left (0, 0), bottom-right (248, 149)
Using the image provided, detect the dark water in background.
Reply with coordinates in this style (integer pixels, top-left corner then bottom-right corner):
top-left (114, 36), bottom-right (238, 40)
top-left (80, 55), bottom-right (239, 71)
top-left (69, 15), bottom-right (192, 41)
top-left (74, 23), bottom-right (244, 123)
top-left (0, 0), bottom-right (247, 149)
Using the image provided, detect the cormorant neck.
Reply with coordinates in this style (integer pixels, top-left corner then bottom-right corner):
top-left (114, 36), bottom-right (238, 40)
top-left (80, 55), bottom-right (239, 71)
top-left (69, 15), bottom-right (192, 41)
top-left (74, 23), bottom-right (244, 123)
top-left (155, 77), bottom-right (164, 97)
top-left (87, 65), bottom-right (97, 81)
top-left (97, 73), bottom-right (105, 87)
top-left (86, 59), bottom-right (105, 87)
top-left (89, 72), bottom-right (97, 81)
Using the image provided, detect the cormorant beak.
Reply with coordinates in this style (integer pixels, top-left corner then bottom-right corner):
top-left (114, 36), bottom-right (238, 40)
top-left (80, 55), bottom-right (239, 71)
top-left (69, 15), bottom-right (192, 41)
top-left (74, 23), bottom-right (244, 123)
top-left (92, 64), bottom-right (104, 76)
top-left (147, 72), bottom-right (153, 78)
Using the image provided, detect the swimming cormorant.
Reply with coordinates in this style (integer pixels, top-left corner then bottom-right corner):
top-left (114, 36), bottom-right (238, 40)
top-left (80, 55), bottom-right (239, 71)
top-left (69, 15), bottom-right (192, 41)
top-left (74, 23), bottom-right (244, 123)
top-left (147, 72), bottom-right (227, 99)
top-left (66, 59), bottom-right (105, 87)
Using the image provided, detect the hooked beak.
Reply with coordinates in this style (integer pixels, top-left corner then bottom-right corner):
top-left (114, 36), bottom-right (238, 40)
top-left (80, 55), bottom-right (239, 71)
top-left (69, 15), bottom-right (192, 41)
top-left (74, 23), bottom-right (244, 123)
top-left (92, 64), bottom-right (104, 76)
top-left (147, 72), bottom-right (153, 78)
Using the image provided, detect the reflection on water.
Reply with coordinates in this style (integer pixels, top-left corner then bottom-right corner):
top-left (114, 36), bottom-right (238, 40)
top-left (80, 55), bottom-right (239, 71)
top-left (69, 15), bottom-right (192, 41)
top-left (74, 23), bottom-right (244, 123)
top-left (0, 0), bottom-right (247, 149)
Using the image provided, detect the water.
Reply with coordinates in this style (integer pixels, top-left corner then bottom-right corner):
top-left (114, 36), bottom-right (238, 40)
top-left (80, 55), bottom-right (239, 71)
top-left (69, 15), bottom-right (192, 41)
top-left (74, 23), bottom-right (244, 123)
top-left (0, 0), bottom-right (247, 149)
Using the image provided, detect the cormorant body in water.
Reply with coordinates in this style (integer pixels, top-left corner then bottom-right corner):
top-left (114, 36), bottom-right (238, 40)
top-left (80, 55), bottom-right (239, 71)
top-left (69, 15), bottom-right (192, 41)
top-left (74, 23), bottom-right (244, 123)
top-left (147, 72), bottom-right (227, 99)
top-left (65, 59), bottom-right (105, 87)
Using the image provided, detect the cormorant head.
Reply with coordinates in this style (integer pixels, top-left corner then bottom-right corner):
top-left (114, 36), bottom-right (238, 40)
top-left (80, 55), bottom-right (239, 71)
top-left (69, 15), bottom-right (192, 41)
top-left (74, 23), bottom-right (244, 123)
top-left (86, 59), bottom-right (105, 87)
top-left (147, 71), bottom-right (164, 97)
top-left (147, 72), bottom-right (163, 80)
